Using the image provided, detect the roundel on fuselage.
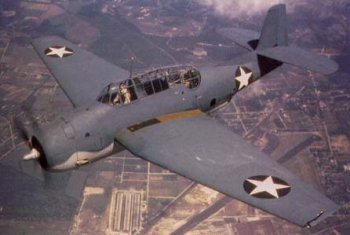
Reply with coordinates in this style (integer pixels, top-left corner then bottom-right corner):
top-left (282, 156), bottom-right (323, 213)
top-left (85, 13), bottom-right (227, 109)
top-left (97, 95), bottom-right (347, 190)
top-left (234, 66), bottom-right (254, 90)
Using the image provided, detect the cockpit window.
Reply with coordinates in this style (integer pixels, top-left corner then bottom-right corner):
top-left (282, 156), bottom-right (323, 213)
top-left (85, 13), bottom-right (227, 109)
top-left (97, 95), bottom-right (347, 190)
top-left (120, 79), bottom-right (137, 104)
top-left (142, 78), bottom-right (154, 96)
top-left (183, 69), bottom-right (201, 89)
top-left (97, 65), bottom-right (201, 106)
top-left (153, 77), bottom-right (169, 93)
top-left (98, 79), bottom-right (137, 106)
top-left (167, 67), bottom-right (201, 89)
top-left (109, 84), bottom-right (120, 105)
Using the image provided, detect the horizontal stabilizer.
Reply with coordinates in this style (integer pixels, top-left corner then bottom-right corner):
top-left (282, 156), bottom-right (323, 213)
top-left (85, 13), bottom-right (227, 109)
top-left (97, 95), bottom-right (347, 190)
top-left (217, 28), bottom-right (259, 51)
top-left (258, 46), bottom-right (338, 75)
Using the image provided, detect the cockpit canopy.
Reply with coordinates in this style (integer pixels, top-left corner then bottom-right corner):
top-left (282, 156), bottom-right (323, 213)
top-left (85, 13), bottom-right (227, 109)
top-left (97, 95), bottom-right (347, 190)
top-left (97, 65), bottom-right (201, 106)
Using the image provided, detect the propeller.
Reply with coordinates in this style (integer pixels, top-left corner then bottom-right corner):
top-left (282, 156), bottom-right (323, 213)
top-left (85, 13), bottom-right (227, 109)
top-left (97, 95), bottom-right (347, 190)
top-left (10, 82), bottom-right (70, 190)
top-left (13, 112), bottom-right (57, 187)
top-left (13, 112), bottom-right (41, 161)
top-left (23, 148), bottom-right (40, 160)
top-left (12, 81), bottom-right (45, 162)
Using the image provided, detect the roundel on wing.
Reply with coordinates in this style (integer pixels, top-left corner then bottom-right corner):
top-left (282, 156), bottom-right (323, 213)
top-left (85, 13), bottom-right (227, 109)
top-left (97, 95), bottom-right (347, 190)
top-left (243, 175), bottom-right (291, 199)
top-left (44, 46), bottom-right (74, 58)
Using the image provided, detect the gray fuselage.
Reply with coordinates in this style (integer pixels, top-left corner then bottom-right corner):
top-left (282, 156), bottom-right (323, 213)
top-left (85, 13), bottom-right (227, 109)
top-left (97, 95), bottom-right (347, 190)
top-left (35, 63), bottom-right (262, 171)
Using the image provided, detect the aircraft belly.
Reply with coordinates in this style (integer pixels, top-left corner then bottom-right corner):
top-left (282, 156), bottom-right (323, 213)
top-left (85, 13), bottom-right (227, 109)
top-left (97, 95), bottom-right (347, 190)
top-left (50, 152), bottom-right (78, 171)
top-left (75, 142), bottom-right (115, 165)
top-left (51, 142), bottom-right (115, 170)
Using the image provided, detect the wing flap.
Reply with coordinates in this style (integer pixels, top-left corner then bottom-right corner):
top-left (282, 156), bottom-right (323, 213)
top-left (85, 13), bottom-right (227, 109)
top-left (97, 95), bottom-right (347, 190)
top-left (115, 113), bottom-right (339, 227)
top-left (32, 36), bottom-right (129, 107)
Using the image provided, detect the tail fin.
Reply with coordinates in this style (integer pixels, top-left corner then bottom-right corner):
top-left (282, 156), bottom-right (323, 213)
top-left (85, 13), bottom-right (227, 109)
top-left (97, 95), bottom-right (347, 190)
top-left (217, 4), bottom-right (288, 51)
top-left (257, 4), bottom-right (288, 50)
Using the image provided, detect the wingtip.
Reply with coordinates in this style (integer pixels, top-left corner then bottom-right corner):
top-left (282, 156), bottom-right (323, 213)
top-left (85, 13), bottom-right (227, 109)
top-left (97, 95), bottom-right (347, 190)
top-left (304, 202), bottom-right (340, 228)
top-left (313, 57), bottom-right (339, 75)
top-left (323, 59), bottom-right (339, 75)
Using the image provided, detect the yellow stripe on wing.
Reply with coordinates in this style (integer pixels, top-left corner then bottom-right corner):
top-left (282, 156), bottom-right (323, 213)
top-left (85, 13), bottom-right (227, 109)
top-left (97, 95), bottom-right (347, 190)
top-left (127, 109), bottom-right (204, 132)
top-left (156, 109), bottom-right (203, 123)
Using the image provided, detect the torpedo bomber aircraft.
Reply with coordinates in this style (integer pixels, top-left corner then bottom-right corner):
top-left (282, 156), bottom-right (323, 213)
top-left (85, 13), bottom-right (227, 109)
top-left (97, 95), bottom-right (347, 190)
top-left (20, 4), bottom-right (339, 228)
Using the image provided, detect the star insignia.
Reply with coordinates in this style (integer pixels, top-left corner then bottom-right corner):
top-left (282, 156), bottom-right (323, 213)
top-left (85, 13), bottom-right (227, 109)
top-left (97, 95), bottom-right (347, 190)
top-left (243, 175), bottom-right (291, 199)
top-left (44, 46), bottom-right (74, 58)
top-left (235, 66), bottom-right (253, 90)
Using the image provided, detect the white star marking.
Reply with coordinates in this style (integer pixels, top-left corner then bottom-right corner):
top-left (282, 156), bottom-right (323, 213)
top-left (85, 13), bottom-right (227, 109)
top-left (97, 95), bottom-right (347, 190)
top-left (247, 176), bottom-right (291, 198)
top-left (46, 46), bottom-right (73, 58)
top-left (235, 66), bottom-right (252, 90)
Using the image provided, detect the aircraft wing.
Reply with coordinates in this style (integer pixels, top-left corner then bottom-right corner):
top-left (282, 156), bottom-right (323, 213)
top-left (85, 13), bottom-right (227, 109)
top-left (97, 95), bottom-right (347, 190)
top-left (217, 28), bottom-right (260, 51)
top-left (32, 36), bottom-right (129, 107)
top-left (115, 110), bottom-right (339, 227)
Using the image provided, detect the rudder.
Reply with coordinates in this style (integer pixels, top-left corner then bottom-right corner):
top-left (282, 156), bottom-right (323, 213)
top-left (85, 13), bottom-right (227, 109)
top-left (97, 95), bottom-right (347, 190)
top-left (257, 4), bottom-right (288, 50)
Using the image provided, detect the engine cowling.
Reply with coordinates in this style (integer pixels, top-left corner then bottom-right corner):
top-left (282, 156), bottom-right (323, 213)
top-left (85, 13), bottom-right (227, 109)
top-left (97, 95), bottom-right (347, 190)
top-left (23, 118), bottom-right (119, 172)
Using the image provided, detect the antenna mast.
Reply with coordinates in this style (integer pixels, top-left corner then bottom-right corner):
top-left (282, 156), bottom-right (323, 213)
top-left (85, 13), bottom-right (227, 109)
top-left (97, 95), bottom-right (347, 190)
top-left (129, 56), bottom-right (135, 78)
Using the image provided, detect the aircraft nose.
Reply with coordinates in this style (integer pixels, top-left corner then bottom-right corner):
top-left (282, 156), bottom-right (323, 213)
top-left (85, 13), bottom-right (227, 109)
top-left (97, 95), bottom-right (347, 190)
top-left (28, 120), bottom-right (78, 171)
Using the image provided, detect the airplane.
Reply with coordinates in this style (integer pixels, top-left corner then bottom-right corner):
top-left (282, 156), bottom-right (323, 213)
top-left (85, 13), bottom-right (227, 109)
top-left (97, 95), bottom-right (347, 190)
top-left (18, 4), bottom-right (339, 228)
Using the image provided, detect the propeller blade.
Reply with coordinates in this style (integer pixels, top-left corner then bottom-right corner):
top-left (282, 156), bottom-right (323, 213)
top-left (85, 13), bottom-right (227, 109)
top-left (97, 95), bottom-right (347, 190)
top-left (13, 85), bottom-right (42, 142)
top-left (23, 148), bottom-right (40, 160)
top-left (13, 116), bottom-right (30, 141)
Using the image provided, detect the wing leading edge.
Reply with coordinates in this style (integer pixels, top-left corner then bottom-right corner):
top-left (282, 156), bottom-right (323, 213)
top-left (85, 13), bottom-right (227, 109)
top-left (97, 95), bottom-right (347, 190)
top-left (32, 36), bottom-right (129, 107)
top-left (115, 111), bottom-right (339, 227)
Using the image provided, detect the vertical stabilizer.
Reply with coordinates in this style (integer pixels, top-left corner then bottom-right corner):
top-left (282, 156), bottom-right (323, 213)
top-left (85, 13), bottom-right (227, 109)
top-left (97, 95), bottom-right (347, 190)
top-left (257, 4), bottom-right (288, 50)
